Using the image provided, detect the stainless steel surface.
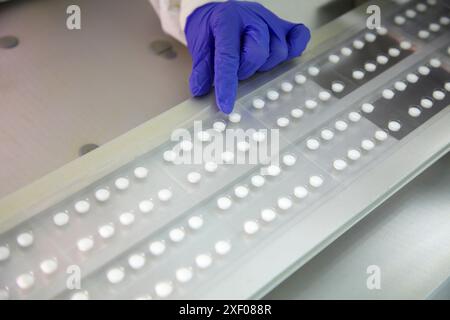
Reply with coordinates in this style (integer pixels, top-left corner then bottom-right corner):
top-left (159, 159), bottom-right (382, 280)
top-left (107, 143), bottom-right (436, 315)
top-left (0, 0), bottom-right (352, 198)
top-left (266, 152), bottom-right (450, 300)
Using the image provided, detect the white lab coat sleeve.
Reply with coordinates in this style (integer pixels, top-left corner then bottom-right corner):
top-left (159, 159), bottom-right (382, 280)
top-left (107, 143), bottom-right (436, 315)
top-left (149, 0), bottom-right (226, 45)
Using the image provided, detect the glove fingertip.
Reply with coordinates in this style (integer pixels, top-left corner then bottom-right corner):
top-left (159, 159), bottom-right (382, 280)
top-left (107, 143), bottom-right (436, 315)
top-left (215, 77), bottom-right (237, 114)
top-left (237, 68), bottom-right (253, 81)
top-left (189, 67), bottom-right (213, 97)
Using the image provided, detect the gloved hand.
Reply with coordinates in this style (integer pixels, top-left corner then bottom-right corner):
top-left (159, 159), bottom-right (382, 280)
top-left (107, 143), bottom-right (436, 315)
top-left (185, 1), bottom-right (311, 114)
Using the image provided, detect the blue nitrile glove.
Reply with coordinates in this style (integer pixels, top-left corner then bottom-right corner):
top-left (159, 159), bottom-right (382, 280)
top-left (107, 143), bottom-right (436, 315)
top-left (185, 1), bottom-right (311, 114)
